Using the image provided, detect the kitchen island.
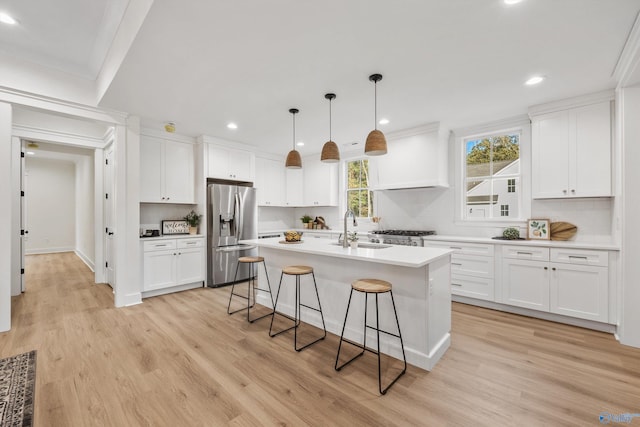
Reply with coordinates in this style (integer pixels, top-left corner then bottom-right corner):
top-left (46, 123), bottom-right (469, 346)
top-left (245, 237), bottom-right (453, 371)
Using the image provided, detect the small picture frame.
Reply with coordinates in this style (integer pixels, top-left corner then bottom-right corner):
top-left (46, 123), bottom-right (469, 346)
top-left (527, 219), bottom-right (550, 240)
top-left (162, 220), bottom-right (190, 235)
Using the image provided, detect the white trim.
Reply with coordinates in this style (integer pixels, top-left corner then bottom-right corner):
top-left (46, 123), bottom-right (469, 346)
top-left (26, 247), bottom-right (75, 255)
top-left (386, 122), bottom-right (440, 139)
top-left (452, 115), bottom-right (530, 138)
top-left (528, 90), bottom-right (615, 117)
top-left (75, 249), bottom-right (95, 272)
top-left (140, 127), bottom-right (197, 144)
top-left (613, 11), bottom-right (640, 87)
top-left (0, 86), bottom-right (127, 125)
top-left (197, 134), bottom-right (258, 152)
top-left (141, 282), bottom-right (203, 299)
top-left (12, 124), bottom-right (107, 149)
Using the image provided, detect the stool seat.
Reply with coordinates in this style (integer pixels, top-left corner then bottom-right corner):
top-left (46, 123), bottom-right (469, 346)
top-left (282, 265), bottom-right (314, 275)
top-left (239, 256), bottom-right (264, 263)
top-left (352, 278), bottom-right (392, 293)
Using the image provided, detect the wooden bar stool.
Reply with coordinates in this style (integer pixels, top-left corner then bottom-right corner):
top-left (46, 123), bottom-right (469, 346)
top-left (227, 256), bottom-right (274, 323)
top-left (269, 265), bottom-right (326, 351)
top-left (335, 278), bottom-right (407, 395)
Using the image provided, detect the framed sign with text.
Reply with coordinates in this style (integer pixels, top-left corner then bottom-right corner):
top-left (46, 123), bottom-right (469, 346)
top-left (162, 220), bottom-right (190, 235)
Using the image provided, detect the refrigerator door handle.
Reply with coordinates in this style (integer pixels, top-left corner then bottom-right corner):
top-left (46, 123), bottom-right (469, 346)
top-left (235, 192), bottom-right (244, 241)
top-left (215, 244), bottom-right (257, 253)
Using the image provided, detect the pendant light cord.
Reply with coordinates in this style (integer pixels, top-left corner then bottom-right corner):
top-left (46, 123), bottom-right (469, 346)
top-left (374, 81), bottom-right (378, 130)
top-left (292, 112), bottom-right (296, 150)
top-left (329, 98), bottom-right (332, 141)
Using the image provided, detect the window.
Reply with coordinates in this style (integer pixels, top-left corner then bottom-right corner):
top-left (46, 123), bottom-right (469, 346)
top-left (346, 159), bottom-right (374, 218)
top-left (464, 131), bottom-right (521, 220)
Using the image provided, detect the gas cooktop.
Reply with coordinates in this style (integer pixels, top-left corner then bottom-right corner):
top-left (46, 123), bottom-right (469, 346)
top-left (370, 230), bottom-right (436, 236)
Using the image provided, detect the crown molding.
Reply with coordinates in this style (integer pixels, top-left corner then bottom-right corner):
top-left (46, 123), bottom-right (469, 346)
top-left (528, 90), bottom-right (615, 117)
top-left (140, 127), bottom-right (196, 144)
top-left (614, 10), bottom-right (640, 87)
top-left (0, 86), bottom-right (127, 125)
top-left (12, 124), bottom-right (106, 149)
top-left (197, 135), bottom-right (258, 152)
top-left (386, 122), bottom-right (440, 140)
top-left (452, 114), bottom-right (530, 138)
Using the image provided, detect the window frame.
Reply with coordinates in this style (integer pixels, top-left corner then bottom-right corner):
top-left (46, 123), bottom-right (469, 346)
top-left (344, 157), bottom-right (374, 219)
top-left (453, 117), bottom-right (531, 227)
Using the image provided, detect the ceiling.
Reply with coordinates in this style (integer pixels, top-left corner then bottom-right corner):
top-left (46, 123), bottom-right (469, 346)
top-left (2, 0), bottom-right (640, 157)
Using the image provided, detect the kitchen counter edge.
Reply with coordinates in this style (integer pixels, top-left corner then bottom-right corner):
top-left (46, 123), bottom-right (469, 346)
top-left (423, 235), bottom-right (619, 251)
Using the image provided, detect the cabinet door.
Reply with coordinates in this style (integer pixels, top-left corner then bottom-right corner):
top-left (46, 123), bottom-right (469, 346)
top-left (176, 247), bottom-right (205, 285)
top-left (502, 258), bottom-right (550, 311)
top-left (143, 250), bottom-right (176, 291)
top-left (140, 136), bottom-right (163, 202)
top-left (285, 169), bottom-right (304, 206)
top-left (164, 141), bottom-right (194, 203)
top-left (303, 158), bottom-right (338, 206)
top-left (572, 101), bottom-right (612, 197)
top-left (532, 111), bottom-right (570, 198)
top-left (208, 145), bottom-right (229, 179)
top-left (550, 263), bottom-right (608, 322)
top-left (255, 157), bottom-right (285, 206)
top-left (228, 149), bottom-right (255, 181)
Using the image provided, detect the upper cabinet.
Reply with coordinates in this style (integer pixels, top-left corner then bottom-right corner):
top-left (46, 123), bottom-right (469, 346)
top-left (140, 135), bottom-right (195, 204)
top-left (255, 156), bottom-right (286, 206)
top-left (285, 169), bottom-right (304, 206)
top-left (368, 124), bottom-right (449, 190)
top-left (207, 144), bottom-right (255, 182)
top-left (303, 156), bottom-right (338, 206)
top-left (530, 93), bottom-right (613, 199)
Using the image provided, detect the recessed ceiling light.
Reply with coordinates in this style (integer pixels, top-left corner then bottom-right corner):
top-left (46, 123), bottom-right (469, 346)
top-left (296, 141), bottom-right (304, 147)
top-left (227, 122), bottom-right (238, 129)
top-left (0, 12), bottom-right (17, 25)
top-left (26, 151), bottom-right (35, 156)
top-left (504, 0), bottom-right (523, 5)
top-left (378, 118), bottom-right (390, 125)
top-left (525, 76), bottom-right (545, 86)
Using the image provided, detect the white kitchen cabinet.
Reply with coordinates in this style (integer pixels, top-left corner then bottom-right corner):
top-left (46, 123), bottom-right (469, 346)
top-left (549, 263), bottom-right (608, 322)
top-left (207, 144), bottom-right (254, 182)
top-left (424, 241), bottom-right (494, 301)
top-left (531, 100), bottom-right (612, 199)
top-left (303, 157), bottom-right (338, 206)
top-left (285, 169), bottom-right (304, 206)
top-left (502, 258), bottom-right (550, 311)
top-left (140, 136), bottom-right (195, 204)
top-left (142, 237), bottom-right (205, 292)
top-left (368, 125), bottom-right (448, 190)
top-left (255, 157), bottom-right (285, 206)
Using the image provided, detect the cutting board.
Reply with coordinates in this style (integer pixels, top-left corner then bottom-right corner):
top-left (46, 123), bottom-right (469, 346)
top-left (550, 222), bottom-right (577, 241)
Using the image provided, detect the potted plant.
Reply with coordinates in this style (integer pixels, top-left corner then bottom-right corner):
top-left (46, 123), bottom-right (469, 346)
top-left (348, 231), bottom-right (359, 249)
top-left (300, 214), bottom-right (313, 229)
top-left (184, 210), bottom-right (202, 234)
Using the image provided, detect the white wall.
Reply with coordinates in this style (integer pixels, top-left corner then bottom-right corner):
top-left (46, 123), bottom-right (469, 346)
top-left (140, 203), bottom-right (198, 234)
top-left (0, 102), bottom-right (12, 332)
top-left (75, 155), bottom-right (95, 268)
top-left (25, 157), bottom-right (76, 254)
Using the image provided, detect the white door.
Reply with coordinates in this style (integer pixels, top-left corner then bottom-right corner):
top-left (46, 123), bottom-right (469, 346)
top-left (20, 141), bottom-right (27, 292)
top-left (502, 258), bottom-right (550, 311)
top-left (104, 144), bottom-right (115, 288)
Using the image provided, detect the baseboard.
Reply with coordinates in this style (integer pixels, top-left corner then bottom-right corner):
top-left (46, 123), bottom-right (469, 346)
top-left (74, 249), bottom-right (95, 272)
top-left (26, 246), bottom-right (74, 255)
top-left (142, 282), bottom-right (204, 299)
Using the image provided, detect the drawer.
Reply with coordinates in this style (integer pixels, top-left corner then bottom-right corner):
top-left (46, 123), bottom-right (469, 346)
top-left (550, 248), bottom-right (608, 267)
top-left (451, 254), bottom-right (494, 278)
top-left (425, 241), bottom-right (494, 256)
top-left (502, 246), bottom-right (549, 261)
top-left (178, 238), bottom-right (204, 249)
top-left (143, 239), bottom-right (177, 252)
top-left (451, 275), bottom-right (494, 301)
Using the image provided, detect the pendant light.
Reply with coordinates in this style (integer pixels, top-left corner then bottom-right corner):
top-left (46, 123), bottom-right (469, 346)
top-left (321, 93), bottom-right (340, 163)
top-left (285, 108), bottom-right (302, 169)
top-left (364, 73), bottom-right (387, 156)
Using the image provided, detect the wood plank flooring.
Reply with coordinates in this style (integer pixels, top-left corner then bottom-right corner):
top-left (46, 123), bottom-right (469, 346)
top-left (1, 252), bottom-right (639, 426)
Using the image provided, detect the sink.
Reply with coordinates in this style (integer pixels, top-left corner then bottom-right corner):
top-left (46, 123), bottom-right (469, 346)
top-left (331, 242), bottom-right (392, 249)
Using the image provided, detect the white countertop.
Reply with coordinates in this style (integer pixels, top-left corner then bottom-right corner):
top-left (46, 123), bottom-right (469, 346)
top-left (245, 237), bottom-right (453, 268)
top-left (423, 235), bottom-right (620, 251)
top-left (139, 234), bottom-right (205, 241)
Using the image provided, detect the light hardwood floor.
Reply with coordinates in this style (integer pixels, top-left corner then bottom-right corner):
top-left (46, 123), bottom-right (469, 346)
top-left (1, 252), bottom-right (639, 426)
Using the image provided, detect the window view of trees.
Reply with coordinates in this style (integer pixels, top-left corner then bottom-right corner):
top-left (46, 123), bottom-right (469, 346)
top-left (346, 159), bottom-right (373, 218)
top-left (464, 132), bottom-right (521, 219)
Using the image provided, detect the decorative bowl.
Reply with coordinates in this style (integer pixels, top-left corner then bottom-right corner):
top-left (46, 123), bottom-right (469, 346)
top-left (283, 231), bottom-right (303, 242)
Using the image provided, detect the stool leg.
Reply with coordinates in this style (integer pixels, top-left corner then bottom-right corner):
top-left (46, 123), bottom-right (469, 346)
top-left (294, 272), bottom-right (326, 352)
top-left (227, 261), bottom-right (241, 315)
top-left (262, 260), bottom-right (274, 307)
top-left (247, 261), bottom-right (275, 323)
top-left (335, 288), bottom-right (365, 370)
top-left (269, 272), bottom-right (297, 337)
top-left (378, 290), bottom-right (407, 395)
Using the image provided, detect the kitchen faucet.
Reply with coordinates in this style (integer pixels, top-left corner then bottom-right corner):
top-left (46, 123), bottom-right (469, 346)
top-left (343, 209), bottom-right (358, 248)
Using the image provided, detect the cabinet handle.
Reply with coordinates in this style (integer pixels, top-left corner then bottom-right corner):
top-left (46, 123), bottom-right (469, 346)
top-left (451, 262), bottom-right (462, 266)
top-left (571, 189), bottom-right (575, 193)
top-left (552, 267), bottom-right (556, 271)
top-left (451, 283), bottom-right (463, 287)
top-left (544, 266), bottom-right (548, 270)
top-left (562, 189), bottom-right (567, 194)
top-left (173, 253), bottom-right (177, 256)
top-left (154, 244), bottom-right (168, 247)
top-left (517, 251), bottom-right (533, 255)
top-left (450, 246), bottom-right (462, 250)
top-left (568, 255), bottom-right (588, 260)
top-left (185, 242), bottom-right (197, 245)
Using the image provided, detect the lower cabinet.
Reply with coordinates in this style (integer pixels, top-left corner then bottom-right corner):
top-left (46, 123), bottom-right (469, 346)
top-left (501, 246), bottom-right (609, 322)
top-left (142, 237), bottom-right (205, 292)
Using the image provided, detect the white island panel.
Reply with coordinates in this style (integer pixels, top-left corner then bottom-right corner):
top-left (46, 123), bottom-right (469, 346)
top-left (248, 238), bottom-right (453, 371)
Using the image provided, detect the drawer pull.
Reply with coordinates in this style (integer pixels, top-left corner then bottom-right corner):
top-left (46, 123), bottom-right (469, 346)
top-left (451, 283), bottom-right (463, 287)
top-left (568, 255), bottom-right (588, 260)
top-left (450, 246), bottom-right (462, 250)
top-left (154, 244), bottom-right (168, 247)
top-left (451, 262), bottom-right (462, 266)
top-left (185, 242), bottom-right (197, 245)
top-left (517, 251), bottom-right (533, 255)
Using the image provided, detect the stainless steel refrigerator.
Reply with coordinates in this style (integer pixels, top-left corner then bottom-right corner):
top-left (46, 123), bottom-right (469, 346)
top-left (207, 182), bottom-right (258, 287)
